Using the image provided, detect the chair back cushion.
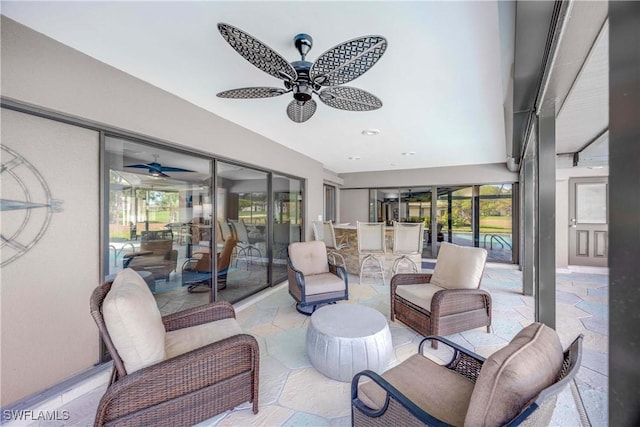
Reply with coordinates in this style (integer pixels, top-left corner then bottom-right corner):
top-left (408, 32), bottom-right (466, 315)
top-left (288, 241), bottom-right (329, 275)
top-left (102, 268), bottom-right (166, 373)
top-left (393, 222), bottom-right (424, 254)
top-left (357, 222), bottom-right (386, 252)
top-left (430, 242), bottom-right (487, 289)
top-left (464, 322), bottom-right (564, 427)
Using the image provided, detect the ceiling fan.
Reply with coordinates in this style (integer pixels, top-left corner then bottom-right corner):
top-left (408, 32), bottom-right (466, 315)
top-left (125, 155), bottom-right (194, 178)
top-left (216, 23), bottom-right (388, 123)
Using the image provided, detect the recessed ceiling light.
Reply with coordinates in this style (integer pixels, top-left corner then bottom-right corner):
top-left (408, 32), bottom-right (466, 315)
top-left (361, 129), bottom-right (380, 136)
top-left (348, 156), bottom-right (361, 160)
top-left (402, 151), bottom-right (416, 156)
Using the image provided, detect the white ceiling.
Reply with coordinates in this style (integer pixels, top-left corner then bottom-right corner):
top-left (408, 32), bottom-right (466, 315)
top-left (2, 1), bottom-right (511, 174)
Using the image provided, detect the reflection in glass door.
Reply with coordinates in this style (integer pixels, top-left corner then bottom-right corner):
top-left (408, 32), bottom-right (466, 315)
top-left (273, 174), bottom-right (303, 283)
top-left (217, 162), bottom-right (268, 303)
top-left (104, 136), bottom-right (212, 315)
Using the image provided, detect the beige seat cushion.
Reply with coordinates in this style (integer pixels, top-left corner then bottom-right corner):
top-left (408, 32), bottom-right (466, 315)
top-left (358, 354), bottom-right (475, 426)
top-left (102, 268), bottom-right (166, 373)
top-left (289, 241), bottom-right (330, 275)
top-left (431, 242), bottom-right (487, 290)
top-left (394, 283), bottom-right (445, 311)
top-left (303, 272), bottom-right (347, 295)
top-left (464, 322), bottom-right (564, 427)
top-left (165, 317), bottom-right (243, 359)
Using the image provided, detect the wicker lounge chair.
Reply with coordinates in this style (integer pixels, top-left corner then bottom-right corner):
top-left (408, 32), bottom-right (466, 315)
top-left (90, 269), bottom-right (259, 426)
top-left (391, 242), bottom-right (491, 347)
top-left (352, 322), bottom-right (583, 426)
top-left (287, 240), bottom-right (348, 315)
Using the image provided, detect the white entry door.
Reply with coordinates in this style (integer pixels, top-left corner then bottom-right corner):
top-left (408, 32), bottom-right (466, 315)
top-left (569, 177), bottom-right (608, 267)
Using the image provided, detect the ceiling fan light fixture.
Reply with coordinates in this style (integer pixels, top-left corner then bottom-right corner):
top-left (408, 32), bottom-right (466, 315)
top-left (362, 129), bottom-right (380, 136)
top-left (293, 84), bottom-right (313, 102)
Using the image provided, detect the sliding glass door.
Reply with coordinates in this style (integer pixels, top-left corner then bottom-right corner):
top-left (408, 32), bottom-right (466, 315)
top-left (216, 161), bottom-right (269, 303)
top-left (104, 136), bottom-right (212, 315)
top-left (105, 137), bottom-right (306, 313)
top-left (273, 174), bottom-right (303, 283)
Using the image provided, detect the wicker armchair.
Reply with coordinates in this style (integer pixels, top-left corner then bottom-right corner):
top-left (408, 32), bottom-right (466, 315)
top-left (287, 241), bottom-right (348, 315)
top-left (352, 322), bottom-right (583, 427)
top-left (90, 269), bottom-right (259, 427)
top-left (391, 242), bottom-right (491, 348)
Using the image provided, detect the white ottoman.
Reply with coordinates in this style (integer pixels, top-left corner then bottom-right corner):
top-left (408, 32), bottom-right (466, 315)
top-left (306, 304), bottom-right (394, 382)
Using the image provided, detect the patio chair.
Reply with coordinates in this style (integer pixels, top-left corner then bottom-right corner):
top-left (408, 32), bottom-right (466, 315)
top-left (90, 268), bottom-right (259, 426)
top-left (391, 242), bottom-right (491, 348)
top-left (181, 236), bottom-right (236, 292)
top-left (352, 322), bottom-right (583, 427)
top-left (287, 240), bottom-right (349, 315)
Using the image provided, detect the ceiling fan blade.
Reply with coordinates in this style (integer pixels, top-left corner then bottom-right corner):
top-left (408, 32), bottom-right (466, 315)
top-left (217, 87), bottom-right (287, 99)
top-left (125, 164), bottom-right (152, 169)
top-left (309, 36), bottom-right (387, 86)
top-left (318, 87), bottom-right (383, 111)
top-left (159, 166), bottom-right (195, 173)
top-left (286, 99), bottom-right (317, 123)
top-left (218, 23), bottom-right (298, 82)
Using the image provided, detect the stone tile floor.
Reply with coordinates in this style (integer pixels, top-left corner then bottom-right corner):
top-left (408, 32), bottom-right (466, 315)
top-left (15, 265), bottom-right (608, 426)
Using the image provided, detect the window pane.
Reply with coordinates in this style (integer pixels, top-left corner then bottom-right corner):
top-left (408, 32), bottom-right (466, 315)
top-left (324, 184), bottom-right (336, 222)
top-left (479, 184), bottom-right (513, 262)
top-left (577, 183), bottom-right (607, 224)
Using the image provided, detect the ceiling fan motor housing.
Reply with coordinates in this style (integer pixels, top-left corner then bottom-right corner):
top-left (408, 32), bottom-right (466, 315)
top-left (290, 60), bottom-right (317, 102)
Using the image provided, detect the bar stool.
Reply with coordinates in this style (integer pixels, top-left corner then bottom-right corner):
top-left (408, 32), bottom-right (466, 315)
top-left (357, 221), bottom-right (386, 284)
top-left (312, 221), bottom-right (348, 267)
top-left (391, 222), bottom-right (424, 275)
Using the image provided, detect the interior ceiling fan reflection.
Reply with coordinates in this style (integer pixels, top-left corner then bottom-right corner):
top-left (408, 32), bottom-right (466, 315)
top-left (125, 155), bottom-right (194, 178)
top-left (216, 23), bottom-right (388, 123)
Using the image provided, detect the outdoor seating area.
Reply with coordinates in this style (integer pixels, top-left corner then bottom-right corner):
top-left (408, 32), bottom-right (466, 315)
top-left (4, 2), bottom-right (633, 423)
top-left (69, 261), bottom-right (607, 427)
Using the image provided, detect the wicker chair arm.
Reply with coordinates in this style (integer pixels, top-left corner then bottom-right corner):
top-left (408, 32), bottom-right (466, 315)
top-left (351, 370), bottom-right (452, 426)
top-left (430, 288), bottom-right (492, 317)
top-left (419, 336), bottom-right (485, 382)
top-left (162, 301), bottom-right (235, 331)
top-left (288, 262), bottom-right (306, 290)
top-left (96, 333), bottom-right (258, 425)
top-left (390, 273), bottom-right (433, 293)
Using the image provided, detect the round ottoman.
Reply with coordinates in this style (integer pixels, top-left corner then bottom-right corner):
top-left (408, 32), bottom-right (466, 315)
top-left (306, 304), bottom-right (394, 382)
